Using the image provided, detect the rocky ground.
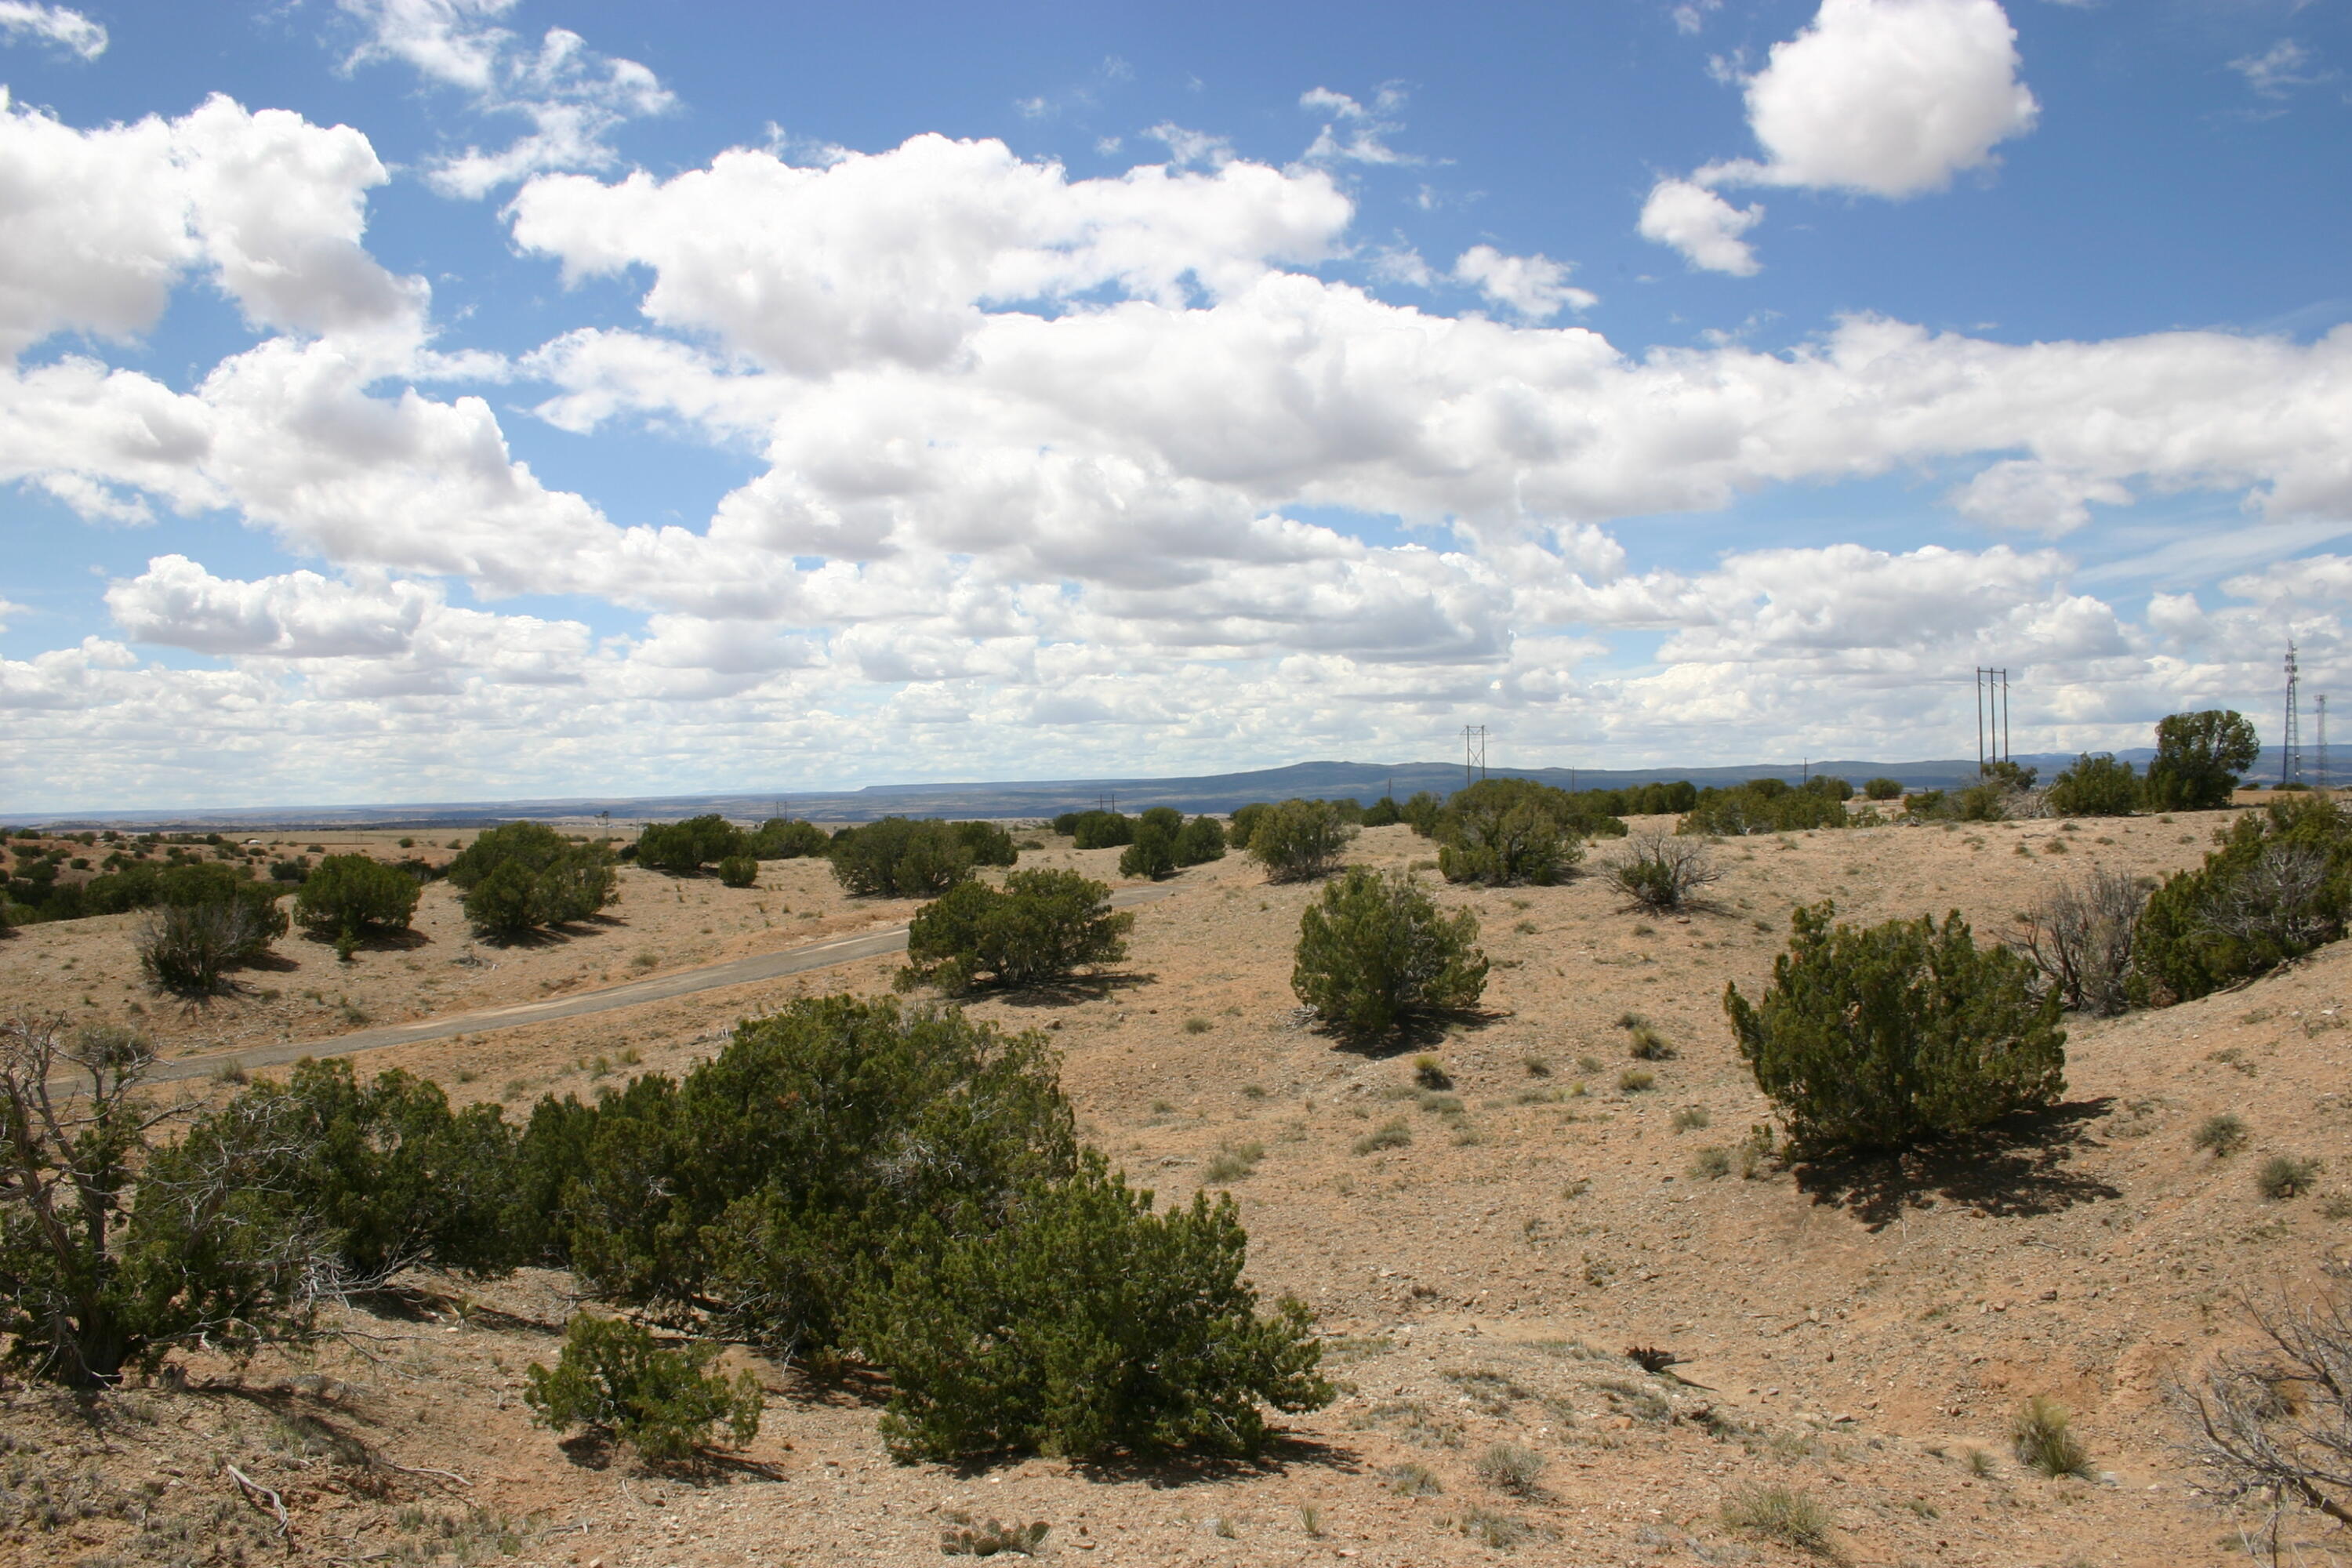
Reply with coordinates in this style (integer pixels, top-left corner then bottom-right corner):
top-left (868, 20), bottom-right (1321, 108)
top-left (2, 804), bottom-right (2346, 1566)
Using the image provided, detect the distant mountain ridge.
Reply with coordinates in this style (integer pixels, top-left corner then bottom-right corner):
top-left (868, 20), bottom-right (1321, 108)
top-left (18, 746), bottom-right (2294, 830)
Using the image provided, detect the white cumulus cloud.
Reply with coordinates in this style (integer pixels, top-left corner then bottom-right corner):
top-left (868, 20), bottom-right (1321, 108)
top-left (1637, 178), bottom-right (1764, 275)
top-left (1450, 245), bottom-right (1596, 320)
top-left (0, 2), bottom-right (103, 59)
top-left (1642, 0), bottom-right (2038, 271)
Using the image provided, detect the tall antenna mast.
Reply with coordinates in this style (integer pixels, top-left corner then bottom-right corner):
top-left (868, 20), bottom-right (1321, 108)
top-left (2284, 641), bottom-right (2303, 786)
top-left (1462, 725), bottom-right (1487, 789)
top-left (2318, 694), bottom-right (2329, 792)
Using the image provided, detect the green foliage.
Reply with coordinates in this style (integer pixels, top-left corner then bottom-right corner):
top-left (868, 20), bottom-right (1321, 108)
top-left (902, 869), bottom-right (1133, 993)
top-left (1225, 802), bottom-right (1273, 848)
top-left (1863, 777), bottom-right (1905, 801)
top-left (524, 1314), bottom-right (762, 1463)
top-left (829, 816), bottom-right (978, 898)
top-left (749, 818), bottom-right (831, 859)
top-left (1679, 776), bottom-right (1850, 836)
top-left (2257, 1154), bottom-right (2321, 1200)
top-left (1399, 791), bottom-right (1445, 837)
top-left (857, 1153), bottom-right (1332, 1461)
top-left (292, 854), bottom-right (421, 939)
top-left (1362, 796), bottom-right (1403, 827)
top-left (636, 814), bottom-right (747, 876)
top-left (2129, 796), bottom-right (2352, 1005)
top-left (1138, 806), bottom-right (1184, 837)
top-left (1290, 867), bottom-right (1488, 1038)
top-left (717, 855), bottom-right (758, 888)
top-left (956, 820), bottom-right (1020, 867)
top-left (2194, 1112), bottom-right (2249, 1156)
top-left (2012, 1396), bottom-right (2092, 1478)
top-left (2046, 753), bottom-right (2141, 816)
top-left (536, 995), bottom-right (1078, 1354)
top-left (1247, 799), bottom-right (1359, 882)
top-left (0, 1022), bottom-right (314, 1386)
top-left (1435, 779), bottom-right (1592, 887)
top-left (1118, 822), bottom-right (1178, 880)
top-left (1725, 902), bottom-right (2066, 1157)
top-left (2147, 710), bottom-right (2260, 811)
top-left (1174, 815), bottom-right (1226, 865)
top-left (446, 822), bottom-right (616, 942)
top-left (1066, 811), bottom-right (1135, 850)
top-left (136, 880), bottom-right (288, 993)
top-left (1570, 779), bottom-right (1699, 817)
top-left (191, 1058), bottom-right (522, 1283)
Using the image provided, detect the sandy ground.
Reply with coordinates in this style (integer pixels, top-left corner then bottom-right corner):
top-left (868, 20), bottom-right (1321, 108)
top-left (3, 807), bottom-right (2349, 1566)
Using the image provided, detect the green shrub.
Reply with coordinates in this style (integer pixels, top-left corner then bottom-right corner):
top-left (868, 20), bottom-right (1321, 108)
top-left (0, 1020), bottom-right (316, 1386)
top-left (750, 818), bottom-right (831, 859)
top-left (191, 1058), bottom-right (523, 1283)
top-left (536, 996), bottom-right (1078, 1353)
top-left (136, 890), bottom-right (286, 994)
top-left (2130, 796), bottom-right (2352, 1005)
top-left (2146, 710), bottom-right (2259, 811)
top-left (1434, 778), bottom-right (1621, 887)
top-left (1399, 791), bottom-right (1445, 837)
top-left (1725, 902), bottom-right (2066, 1157)
top-left (1679, 777), bottom-right (1849, 836)
top-left (2045, 753), bottom-right (2141, 817)
top-left (1362, 796), bottom-right (1403, 827)
top-left (956, 821), bottom-right (1020, 867)
top-left (1607, 833), bottom-right (1722, 913)
top-left (1118, 822), bottom-right (1178, 880)
top-left (447, 822), bottom-right (616, 941)
top-left (856, 1153), bottom-right (1331, 1461)
top-left (1225, 803), bottom-right (1273, 848)
top-left (902, 869), bottom-right (1133, 993)
top-left (1068, 811), bottom-right (1136, 850)
top-left (1290, 867), bottom-right (1486, 1037)
top-left (636, 814), bottom-right (748, 875)
top-left (2012, 1396), bottom-right (2092, 1478)
top-left (1863, 777), bottom-right (1904, 801)
top-left (1138, 805), bottom-right (1184, 837)
top-left (717, 855), bottom-right (758, 888)
top-left (292, 854), bottom-right (420, 940)
top-left (2258, 1154), bottom-right (2321, 1200)
top-left (1248, 799), bottom-right (1359, 882)
top-left (1352, 1119), bottom-right (1413, 1154)
top-left (1174, 815), bottom-right (1226, 866)
top-left (829, 816), bottom-right (977, 898)
top-left (524, 1314), bottom-right (762, 1464)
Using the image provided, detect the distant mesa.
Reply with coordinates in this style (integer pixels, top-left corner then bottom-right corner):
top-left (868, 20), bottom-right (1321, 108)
top-left (4, 750), bottom-right (2198, 833)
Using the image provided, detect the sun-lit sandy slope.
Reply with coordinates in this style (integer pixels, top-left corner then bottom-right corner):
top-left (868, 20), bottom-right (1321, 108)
top-left (5, 810), bottom-right (2348, 1566)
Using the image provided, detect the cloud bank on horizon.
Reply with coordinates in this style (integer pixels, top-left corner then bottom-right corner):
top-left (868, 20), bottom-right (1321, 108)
top-left (1, 0), bottom-right (2349, 809)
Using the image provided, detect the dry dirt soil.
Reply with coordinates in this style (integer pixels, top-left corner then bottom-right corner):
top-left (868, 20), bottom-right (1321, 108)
top-left (2, 806), bottom-right (2347, 1568)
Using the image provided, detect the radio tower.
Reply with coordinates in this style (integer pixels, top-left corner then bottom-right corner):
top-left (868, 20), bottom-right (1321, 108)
top-left (2283, 642), bottom-right (2303, 786)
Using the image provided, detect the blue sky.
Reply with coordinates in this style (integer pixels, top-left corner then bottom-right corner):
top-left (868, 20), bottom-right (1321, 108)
top-left (1, 0), bottom-right (2347, 808)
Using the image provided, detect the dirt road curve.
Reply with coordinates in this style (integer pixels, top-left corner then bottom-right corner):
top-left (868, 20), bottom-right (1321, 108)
top-left (145, 878), bottom-right (1189, 1086)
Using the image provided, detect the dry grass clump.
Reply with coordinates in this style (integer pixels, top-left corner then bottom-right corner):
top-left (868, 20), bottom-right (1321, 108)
top-left (2194, 1112), bottom-right (2250, 1157)
top-left (1474, 1441), bottom-right (1544, 1496)
top-left (1385, 1462), bottom-right (1443, 1496)
top-left (1688, 1145), bottom-right (1733, 1180)
top-left (1413, 1054), bottom-right (1453, 1089)
top-left (1625, 1022), bottom-right (1679, 1060)
top-left (2013, 1396), bottom-right (2093, 1478)
top-left (1721, 1483), bottom-right (1834, 1555)
top-left (1671, 1105), bottom-right (1711, 1131)
top-left (1353, 1119), bottom-right (1413, 1155)
top-left (1618, 1068), bottom-right (1655, 1093)
top-left (1200, 1140), bottom-right (1265, 1183)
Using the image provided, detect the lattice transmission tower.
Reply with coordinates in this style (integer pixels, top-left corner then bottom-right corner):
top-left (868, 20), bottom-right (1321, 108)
top-left (2283, 642), bottom-right (2303, 786)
